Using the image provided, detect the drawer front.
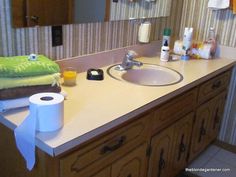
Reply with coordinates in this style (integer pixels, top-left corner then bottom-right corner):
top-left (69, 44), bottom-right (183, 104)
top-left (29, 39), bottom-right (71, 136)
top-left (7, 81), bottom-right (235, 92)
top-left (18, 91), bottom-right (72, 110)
top-left (60, 114), bottom-right (150, 177)
top-left (198, 71), bottom-right (231, 104)
top-left (152, 88), bottom-right (197, 134)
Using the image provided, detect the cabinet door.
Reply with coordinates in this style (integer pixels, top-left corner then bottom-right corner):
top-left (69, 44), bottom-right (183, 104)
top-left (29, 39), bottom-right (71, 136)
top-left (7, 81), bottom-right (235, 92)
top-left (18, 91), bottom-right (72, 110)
top-left (148, 126), bottom-right (174, 177)
top-left (171, 113), bottom-right (194, 176)
top-left (208, 92), bottom-right (227, 142)
top-left (190, 101), bottom-right (212, 161)
top-left (111, 144), bottom-right (148, 177)
top-left (26, 0), bottom-right (73, 26)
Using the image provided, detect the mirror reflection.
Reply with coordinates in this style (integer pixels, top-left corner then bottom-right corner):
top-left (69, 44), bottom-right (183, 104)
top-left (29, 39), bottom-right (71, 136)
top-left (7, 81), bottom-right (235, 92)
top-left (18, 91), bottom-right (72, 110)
top-left (12, 0), bottom-right (109, 27)
top-left (12, 0), bottom-right (171, 28)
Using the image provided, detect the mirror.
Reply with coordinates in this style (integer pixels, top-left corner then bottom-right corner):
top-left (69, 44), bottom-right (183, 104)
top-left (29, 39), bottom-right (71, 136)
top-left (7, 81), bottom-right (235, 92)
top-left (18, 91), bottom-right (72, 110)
top-left (12, 0), bottom-right (109, 27)
top-left (12, 0), bottom-right (171, 28)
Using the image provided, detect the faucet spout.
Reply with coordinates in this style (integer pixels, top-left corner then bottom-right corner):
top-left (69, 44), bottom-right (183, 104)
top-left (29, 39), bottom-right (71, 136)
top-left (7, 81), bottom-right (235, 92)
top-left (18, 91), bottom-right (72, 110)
top-left (117, 50), bottom-right (143, 71)
top-left (132, 60), bottom-right (143, 67)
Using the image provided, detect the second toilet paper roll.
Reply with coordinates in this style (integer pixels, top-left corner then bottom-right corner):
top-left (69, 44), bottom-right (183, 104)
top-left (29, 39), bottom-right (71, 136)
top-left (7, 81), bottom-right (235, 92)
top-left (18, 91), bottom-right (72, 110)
top-left (14, 92), bottom-right (64, 170)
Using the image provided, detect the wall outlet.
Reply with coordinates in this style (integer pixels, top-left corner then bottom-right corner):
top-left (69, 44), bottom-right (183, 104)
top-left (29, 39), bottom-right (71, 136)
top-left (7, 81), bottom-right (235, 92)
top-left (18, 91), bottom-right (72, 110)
top-left (52, 26), bottom-right (63, 47)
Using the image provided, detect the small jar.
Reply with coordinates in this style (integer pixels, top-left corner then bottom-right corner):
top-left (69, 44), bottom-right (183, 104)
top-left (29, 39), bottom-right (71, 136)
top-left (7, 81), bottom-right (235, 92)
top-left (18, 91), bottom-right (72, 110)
top-left (63, 67), bottom-right (77, 86)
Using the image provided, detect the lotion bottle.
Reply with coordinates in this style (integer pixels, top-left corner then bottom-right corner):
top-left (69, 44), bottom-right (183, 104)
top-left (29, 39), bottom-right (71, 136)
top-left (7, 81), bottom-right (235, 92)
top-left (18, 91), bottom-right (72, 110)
top-left (206, 27), bottom-right (217, 58)
top-left (160, 40), bottom-right (170, 62)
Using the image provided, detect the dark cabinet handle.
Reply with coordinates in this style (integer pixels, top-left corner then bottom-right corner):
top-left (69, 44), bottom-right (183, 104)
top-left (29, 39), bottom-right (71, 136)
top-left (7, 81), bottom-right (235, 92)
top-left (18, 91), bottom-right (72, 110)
top-left (159, 158), bottom-right (166, 169)
top-left (213, 108), bottom-right (220, 130)
top-left (178, 134), bottom-right (186, 161)
top-left (157, 149), bottom-right (165, 177)
top-left (180, 143), bottom-right (186, 153)
top-left (211, 80), bottom-right (222, 90)
top-left (100, 136), bottom-right (126, 154)
top-left (198, 119), bottom-right (206, 143)
top-left (200, 127), bottom-right (206, 136)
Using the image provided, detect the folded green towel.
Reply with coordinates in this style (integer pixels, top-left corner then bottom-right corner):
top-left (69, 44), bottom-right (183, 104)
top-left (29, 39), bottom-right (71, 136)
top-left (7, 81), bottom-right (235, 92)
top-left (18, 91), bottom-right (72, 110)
top-left (0, 55), bottom-right (60, 77)
top-left (0, 73), bottom-right (60, 89)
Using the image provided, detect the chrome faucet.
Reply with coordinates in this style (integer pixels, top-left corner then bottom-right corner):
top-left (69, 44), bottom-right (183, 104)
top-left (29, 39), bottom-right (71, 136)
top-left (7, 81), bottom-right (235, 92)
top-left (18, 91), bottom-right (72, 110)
top-left (117, 50), bottom-right (143, 71)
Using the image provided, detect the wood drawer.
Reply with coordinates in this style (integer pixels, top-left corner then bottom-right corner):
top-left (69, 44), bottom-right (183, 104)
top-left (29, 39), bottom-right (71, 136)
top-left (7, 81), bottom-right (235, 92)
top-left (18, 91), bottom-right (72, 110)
top-left (198, 71), bottom-right (231, 104)
top-left (60, 114), bottom-right (150, 177)
top-left (151, 88), bottom-right (197, 134)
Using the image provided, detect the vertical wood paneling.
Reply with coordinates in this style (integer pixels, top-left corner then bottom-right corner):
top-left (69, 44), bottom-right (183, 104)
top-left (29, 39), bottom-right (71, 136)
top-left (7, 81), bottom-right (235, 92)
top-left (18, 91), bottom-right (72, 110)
top-left (0, 0), bottom-right (235, 145)
top-left (0, 0), bottom-right (173, 59)
top-left (179, 0), bottom-right (236, 48)
top-left (110, 0), bottom-right (172, 21)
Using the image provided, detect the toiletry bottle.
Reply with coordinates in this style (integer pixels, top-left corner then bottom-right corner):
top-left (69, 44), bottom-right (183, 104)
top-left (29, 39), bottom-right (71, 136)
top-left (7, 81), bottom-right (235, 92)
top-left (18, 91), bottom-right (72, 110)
top-left (162, 28), bottom-right (171, 46)
top-left (181, 27), bottom-right (193, 60)
top-left (206, 27), bottom-right (217, 58)
top-left (160, 40), bottom-right (170, 62)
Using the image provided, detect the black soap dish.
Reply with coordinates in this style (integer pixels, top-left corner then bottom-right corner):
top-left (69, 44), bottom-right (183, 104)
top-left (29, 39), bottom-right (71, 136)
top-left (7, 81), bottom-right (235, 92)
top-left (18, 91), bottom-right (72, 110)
top-left (87, 69), bottom-right (104, 80)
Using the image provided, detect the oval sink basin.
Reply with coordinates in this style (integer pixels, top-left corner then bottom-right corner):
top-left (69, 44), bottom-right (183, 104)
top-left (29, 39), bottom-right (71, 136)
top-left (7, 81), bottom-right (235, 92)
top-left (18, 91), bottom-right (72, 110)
top-left (107, 64), bottom-right (183, 86)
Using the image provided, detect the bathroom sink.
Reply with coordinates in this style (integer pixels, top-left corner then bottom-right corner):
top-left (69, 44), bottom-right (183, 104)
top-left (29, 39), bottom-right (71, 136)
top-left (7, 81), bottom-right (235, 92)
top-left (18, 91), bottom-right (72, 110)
top-left (107, 63), bottom-right (183, 86)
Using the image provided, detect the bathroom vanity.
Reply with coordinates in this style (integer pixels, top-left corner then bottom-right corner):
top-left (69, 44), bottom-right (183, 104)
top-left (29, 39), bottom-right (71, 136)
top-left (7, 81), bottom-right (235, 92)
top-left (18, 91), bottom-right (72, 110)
top-left (0, 56), bottom-right (235, 177)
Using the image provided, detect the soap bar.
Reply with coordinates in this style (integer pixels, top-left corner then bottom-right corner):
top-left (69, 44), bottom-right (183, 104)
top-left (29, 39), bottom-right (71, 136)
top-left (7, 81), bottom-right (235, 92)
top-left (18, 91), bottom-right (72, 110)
top-left (91, 70), bottom-right (99, 76)
top-left (87, 69), bottom-right (104, 80)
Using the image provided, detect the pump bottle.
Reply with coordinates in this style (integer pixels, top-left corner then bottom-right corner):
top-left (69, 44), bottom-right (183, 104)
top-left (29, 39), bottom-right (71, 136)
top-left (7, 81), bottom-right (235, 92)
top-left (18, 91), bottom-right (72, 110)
top-left (160, 40), bottom-right (170, 62)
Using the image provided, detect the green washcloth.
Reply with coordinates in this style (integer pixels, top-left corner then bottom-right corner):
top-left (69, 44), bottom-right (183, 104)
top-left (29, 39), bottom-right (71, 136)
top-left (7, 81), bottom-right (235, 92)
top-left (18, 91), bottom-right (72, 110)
top-left (0, 55), bottom-right (60, 77)
top-left (0, 73), bottom-right (60, 89)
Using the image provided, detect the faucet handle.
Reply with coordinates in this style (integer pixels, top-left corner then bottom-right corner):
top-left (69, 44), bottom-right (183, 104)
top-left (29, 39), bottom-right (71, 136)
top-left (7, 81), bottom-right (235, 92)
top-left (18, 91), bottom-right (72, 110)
top-left (127, 50), bottom-right (138, 59)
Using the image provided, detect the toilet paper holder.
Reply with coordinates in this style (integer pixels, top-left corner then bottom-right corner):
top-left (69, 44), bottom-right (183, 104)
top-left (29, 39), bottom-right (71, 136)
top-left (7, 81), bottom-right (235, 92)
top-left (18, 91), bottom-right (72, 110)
top-left (138, 19), bottom-right (151, 43)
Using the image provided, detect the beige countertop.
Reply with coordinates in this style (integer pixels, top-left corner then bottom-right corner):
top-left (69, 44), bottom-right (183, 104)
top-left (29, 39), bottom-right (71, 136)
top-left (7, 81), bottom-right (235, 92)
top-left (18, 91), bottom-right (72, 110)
top-left (0, 56), bottom-right (235, 156)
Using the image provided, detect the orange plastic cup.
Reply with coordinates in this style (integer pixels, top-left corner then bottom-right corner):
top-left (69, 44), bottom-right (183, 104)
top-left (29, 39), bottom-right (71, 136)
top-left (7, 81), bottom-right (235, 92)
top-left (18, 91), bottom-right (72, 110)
top-left (63, 67), bottom-right (77, 86)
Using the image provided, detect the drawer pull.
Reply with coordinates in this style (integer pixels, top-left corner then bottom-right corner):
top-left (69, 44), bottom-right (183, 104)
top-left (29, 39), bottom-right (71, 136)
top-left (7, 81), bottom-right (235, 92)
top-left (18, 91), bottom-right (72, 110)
top-left (157, 149), bottom-right (165, 177)
top-left (101, 136), bottom-right (126, 154)
top-left (213, 108), bottom-right (220, 130)
top-left (211, 80), bottom-right (222, 90)
top-left (178, 134), bottom-right (186, 161)
top-left (198, 119), bottom-right (206, 143)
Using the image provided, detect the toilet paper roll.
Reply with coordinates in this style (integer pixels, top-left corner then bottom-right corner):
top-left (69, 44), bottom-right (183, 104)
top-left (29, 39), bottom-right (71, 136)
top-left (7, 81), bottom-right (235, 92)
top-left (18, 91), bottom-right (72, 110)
top-left (14, 92), bottom-right (64, 170)
top-left (138, 21), bottom-right (151, 43)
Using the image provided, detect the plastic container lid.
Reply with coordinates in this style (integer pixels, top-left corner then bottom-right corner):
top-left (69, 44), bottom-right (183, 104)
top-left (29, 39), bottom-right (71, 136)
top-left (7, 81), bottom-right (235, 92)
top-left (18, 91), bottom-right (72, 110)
top-left (163, 28), bottom-right (171, 36)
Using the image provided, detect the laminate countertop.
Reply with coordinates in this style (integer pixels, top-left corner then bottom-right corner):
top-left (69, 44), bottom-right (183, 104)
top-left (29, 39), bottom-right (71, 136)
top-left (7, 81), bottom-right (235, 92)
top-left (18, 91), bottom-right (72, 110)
top-left (0, 56), bottom-right (235, 156)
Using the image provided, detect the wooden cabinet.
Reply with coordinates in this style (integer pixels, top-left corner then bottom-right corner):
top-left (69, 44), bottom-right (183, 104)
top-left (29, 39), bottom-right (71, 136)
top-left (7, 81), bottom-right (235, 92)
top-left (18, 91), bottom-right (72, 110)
top-left (148, 113), bottom-right (194, 177)
top-left (0, 69), bottom-right (232, 177)
top-left (171, 113), bottom-right (194, 176)
top-left (60, 113), bottom-right (151, 177)
top-left (190, 100), bottom-right (212, 161)
top-left (111, 144), bottom-right (148, 177)
top-left (198, 71), bottom-right (230, 104)
top-left (151, 89), bottom-right (197, 133)
top-left (189, 70), bottom-right (230, 161)
top-left (208, 92), bottom-right (227, 142)
top-left (148, 126), bottom-right (174, 177)
top-left (90, 167), bottom-right (111, 177)
top-left (190, 92), bottom-right (226, 161)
